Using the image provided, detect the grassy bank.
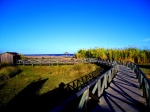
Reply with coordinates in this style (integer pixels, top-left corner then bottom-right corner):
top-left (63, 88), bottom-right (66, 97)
top-left (138, 65), bottom-right (150, 79)
top-left (0, 63), bottom-right (99, 107)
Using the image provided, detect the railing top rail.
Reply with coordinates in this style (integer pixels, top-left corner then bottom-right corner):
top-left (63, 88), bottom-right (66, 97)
top-left (16, 58), bottom-right (98, 63)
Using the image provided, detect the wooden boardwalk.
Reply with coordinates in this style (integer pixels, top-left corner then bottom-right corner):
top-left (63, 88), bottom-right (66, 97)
top-left (93, 65), bottom-right (149, 112)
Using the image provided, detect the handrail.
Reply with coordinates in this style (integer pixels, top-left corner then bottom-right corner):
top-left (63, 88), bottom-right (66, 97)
top-left (16, 58), bottom-right (117, 66)
top-left (16, 58), bottom-right (98, 65)
top-left (50, 60), bottom-right (150, 111)
top-left (50, 60), bottom-right (118, 112)
top-left (125, 61), bottom-right (150, 109)
top-left (65, 68), bottom-right (101, 91)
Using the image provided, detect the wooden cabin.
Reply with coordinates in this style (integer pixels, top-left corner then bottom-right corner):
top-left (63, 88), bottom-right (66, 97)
top-left (0, 52), bottom-right (20, 64)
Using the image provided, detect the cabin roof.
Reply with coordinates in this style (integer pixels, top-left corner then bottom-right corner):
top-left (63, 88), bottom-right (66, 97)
top-left (2, 52), bottom-right (19, 55)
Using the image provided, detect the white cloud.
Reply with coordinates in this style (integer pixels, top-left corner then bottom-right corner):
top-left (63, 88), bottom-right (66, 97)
top-left (142, 38), bottom-right (150, 42)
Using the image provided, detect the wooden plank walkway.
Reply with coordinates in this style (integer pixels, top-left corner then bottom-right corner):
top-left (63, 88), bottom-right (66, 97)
top-left (92, 65), bottom-right (149, 112)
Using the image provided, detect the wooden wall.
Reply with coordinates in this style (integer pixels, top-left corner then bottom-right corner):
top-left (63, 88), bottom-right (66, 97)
top-left (0, 52), bottom-right (20, 64)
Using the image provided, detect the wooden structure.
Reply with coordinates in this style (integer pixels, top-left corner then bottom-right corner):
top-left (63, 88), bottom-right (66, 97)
top-left (16, 58), bottom-right (113, 66)
top-left (51, 61), bottom-right (150, 112)
top-left (0, 52), bottom-right (20, 64)
top-left (93, 64), bottom-right (149, 112)
top-left (51, 60), bottom-right (118, 112)
top-left (0, 54), bottom-right (1, 63)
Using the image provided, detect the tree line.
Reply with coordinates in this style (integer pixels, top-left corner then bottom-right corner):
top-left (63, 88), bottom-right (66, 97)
top-left (75, 47), bottom-right (150, 64)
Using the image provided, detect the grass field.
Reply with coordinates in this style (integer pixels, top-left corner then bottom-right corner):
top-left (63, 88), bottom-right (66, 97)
top-left (0, 63), bottom-right (99, 107)
top-left (139, 65), bottom-right (150, 79)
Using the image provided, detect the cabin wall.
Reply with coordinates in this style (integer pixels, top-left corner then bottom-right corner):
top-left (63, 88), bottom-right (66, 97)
top-left (1, 53), bottom-right (14, 64)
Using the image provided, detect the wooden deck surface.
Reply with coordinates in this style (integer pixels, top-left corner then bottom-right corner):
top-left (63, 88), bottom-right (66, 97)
top-left (92, 65), bottom-right (149, 112)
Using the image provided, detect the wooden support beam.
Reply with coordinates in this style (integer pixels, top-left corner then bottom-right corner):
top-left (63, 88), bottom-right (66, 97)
top-left (98, 79), bottom-right (101, 97)
top-left (104, 74), bottom-right (107, 89)
top-left (77, 89), bottom-right (88, 112)
top-left (89, 90), bottom-right (99, 101)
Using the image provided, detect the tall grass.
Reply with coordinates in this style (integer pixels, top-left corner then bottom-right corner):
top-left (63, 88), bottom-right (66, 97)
top-left (75, 47), bottom-right (150, 64)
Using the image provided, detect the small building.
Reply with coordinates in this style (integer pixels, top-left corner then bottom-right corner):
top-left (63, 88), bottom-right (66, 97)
top-left (0, 52), bottom-right (20, 64)
top-left (0, 54), bottom-right (1, 63)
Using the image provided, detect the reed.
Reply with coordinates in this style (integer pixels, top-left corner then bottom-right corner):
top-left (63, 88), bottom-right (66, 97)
top-left (75, 47), bottom-right (150, 64)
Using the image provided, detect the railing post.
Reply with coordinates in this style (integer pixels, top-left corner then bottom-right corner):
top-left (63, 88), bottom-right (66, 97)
top-left (138, 72), bottom-right (141, 88)
top-left (85, 86), bottom-right (89, 111)
top-left (131, 63), bottom-right (134, 70)
top-left (23, 60), bottom-right (25, 66)
top-left (129, 62), bottom-right (131, 68)
top-left (77, 86), bottom-right (89, 112)
top-left (32, 62), bottom-right (33, 67)
top-left (108, 70), bottom-right (112, 83)
top-left (104, 74), bottom-right (107, 89)
top-left (143, 79), bottom-right (150, 110)
top-left (111, 69), bottom-right (114, 78)
top-left (143, 78), bottom-right (146, 98)
top-left (98, 79), bottom-right (101, 97)
top-left (135, 67), bottom-right (138, 79)
top-left (139, 75), bottom-right (143, 89)
top-left (148, 86), bottom-right (150, 109)
top-left (127, 62), bottom-right (130, 67)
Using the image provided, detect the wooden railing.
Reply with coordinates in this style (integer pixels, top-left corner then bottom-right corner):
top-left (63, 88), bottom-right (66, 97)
top-left (16, 58), bottom-right (117, 66)
top-left (126, 61), bottom-right (150, 109)
top-left (16, 58), bottom-right (98, 66)
top-left (50, 60), bottom-right (118, 112)
top-left (50, 60), bottom-right (150, 111)
top-left (65, 68), bottom-right (102, 92)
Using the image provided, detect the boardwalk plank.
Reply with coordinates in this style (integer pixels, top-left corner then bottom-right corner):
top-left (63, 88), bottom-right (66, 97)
top-left (92, 65), bottom-right (148, 112)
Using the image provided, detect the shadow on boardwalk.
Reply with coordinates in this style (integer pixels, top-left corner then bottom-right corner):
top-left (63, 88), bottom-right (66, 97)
top-left (93, 65), bottom-right (149, 112)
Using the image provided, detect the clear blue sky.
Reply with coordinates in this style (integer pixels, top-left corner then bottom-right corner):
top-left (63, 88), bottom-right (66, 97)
top-left (0, 0), bottom-right (150, 54)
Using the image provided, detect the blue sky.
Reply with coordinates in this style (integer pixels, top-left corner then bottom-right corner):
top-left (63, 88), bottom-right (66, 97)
top-left (0, 0), bottom-right (150, 54)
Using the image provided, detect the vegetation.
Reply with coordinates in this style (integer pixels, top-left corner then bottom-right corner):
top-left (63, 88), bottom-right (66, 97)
top-left (0, 63), bottom-right (99, 107)
top-left (140, 68), bottom-right (150, 79)
top-left (0, 62), bottom-right (9, 69)
top-left (1, 47), bottom-right (149, 109)
top-left (0, 66), bottom-right (21, 81)
top-left (75, 47), bottom-right (150, 64)
top-left (139, 65), bottom-right (150, 79)
top-left (20, 54), bottom-right (28, 60)
top-left (75, 47), bottom-right (150, 79)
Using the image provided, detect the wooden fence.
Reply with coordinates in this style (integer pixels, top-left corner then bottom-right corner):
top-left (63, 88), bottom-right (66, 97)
top-left (16, 58), bottom-right (98, 66)
top-left (65, 68), bottom-right (102, 91)
top-left (16, 58), bottom-right (116, 66)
